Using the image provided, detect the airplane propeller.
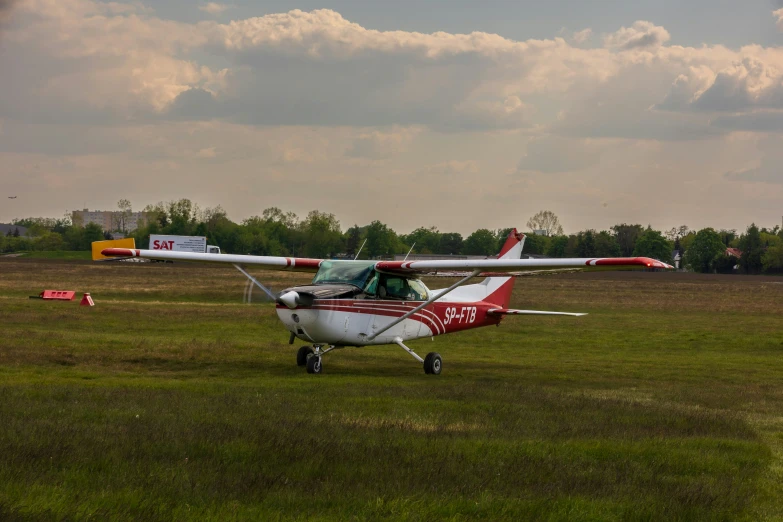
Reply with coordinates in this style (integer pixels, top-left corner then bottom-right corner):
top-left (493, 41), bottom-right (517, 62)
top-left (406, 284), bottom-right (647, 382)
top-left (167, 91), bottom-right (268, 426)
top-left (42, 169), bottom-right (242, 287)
top-left (242, 280), bottom-right (313, 309)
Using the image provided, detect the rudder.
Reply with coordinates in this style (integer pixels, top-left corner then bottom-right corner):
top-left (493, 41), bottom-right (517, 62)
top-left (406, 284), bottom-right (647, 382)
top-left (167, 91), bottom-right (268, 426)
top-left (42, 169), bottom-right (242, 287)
top-left (483, 229), bottom-right (525, 308)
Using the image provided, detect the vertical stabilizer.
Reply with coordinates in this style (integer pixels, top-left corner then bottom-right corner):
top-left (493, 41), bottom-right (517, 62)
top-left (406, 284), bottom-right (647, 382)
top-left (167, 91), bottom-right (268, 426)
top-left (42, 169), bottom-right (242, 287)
top-left (483, 229), bottom-right (525, 308)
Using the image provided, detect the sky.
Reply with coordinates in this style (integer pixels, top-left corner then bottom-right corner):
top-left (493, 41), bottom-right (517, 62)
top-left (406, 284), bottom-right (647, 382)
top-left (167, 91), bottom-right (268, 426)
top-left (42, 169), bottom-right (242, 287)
top-left (1, 0), bottom-right (783, 235)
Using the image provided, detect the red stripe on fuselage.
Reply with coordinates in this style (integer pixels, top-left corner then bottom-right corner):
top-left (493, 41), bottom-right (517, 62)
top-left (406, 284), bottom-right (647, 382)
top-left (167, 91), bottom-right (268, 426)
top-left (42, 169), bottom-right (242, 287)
top-left (278, 299), bottom-right (502, 335)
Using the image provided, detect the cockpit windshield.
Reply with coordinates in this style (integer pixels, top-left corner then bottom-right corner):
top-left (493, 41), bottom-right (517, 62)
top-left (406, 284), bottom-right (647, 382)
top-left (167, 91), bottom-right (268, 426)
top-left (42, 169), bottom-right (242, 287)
top-left (312, 261), bottom-right (376, 288)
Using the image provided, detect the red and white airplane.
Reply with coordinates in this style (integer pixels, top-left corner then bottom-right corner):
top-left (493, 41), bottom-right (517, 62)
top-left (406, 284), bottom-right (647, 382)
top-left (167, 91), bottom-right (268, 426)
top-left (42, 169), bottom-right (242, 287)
top-left (102, 229), bottom-right (672, 375)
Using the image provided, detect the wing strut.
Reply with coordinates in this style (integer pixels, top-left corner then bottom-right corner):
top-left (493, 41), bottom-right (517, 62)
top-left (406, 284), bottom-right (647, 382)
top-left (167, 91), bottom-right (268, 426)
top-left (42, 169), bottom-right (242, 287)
top-left (366, 270), bottom-right (480, 341)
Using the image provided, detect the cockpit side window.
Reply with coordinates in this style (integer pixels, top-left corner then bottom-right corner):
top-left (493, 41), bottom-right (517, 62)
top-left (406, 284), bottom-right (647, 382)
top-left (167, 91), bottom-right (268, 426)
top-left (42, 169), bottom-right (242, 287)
top-left (408, 279), bottom-right (429, 301)
top-left (377, 273), bottom-right (429, 301)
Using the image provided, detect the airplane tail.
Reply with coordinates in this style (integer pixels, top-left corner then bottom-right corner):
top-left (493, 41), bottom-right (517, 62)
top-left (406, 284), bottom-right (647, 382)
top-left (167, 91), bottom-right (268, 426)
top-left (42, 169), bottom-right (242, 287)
top-left (481, 229), bottom-right (525, 308)
top-left (432, 228), bottom-right (525, 306)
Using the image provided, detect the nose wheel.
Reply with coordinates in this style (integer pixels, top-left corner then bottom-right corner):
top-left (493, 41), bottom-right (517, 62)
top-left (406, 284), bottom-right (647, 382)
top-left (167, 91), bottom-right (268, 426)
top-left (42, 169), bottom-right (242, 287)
top-left (297, 345), bottom-right (336, 374)
top-left (296, 346), bottom-right (314, 366)
top-left (306, 355), bottom-right (322, 374)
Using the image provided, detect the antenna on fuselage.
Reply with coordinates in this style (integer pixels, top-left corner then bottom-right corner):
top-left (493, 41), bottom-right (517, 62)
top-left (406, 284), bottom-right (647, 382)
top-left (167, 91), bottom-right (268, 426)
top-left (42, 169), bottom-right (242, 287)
top-left (354, 239), bottom-right (367, 260)
top-left (403, 242), bottom-right (416, 261)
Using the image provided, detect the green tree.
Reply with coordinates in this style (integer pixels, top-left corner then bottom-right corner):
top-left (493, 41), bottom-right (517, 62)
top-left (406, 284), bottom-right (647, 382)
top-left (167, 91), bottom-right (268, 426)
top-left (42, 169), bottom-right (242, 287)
top-left (576, 230), bottom-right (596, 257)
top-left (83, 223), bottom-right (104, 248)
top-left (738, 224), bottom-right (764, 275)
top-left (463, 229), bottom-right (497, 256)
top-left (301, 211), bottom-right (343, 258)
top-left (546, 235), bottom-right (568, 257)
top-left (438, 233), bottom-right (463, 255)
top-left (344, 225), bottom-right (364, 257)
top-left (632, 228), bottom-right (671, 262)
top-left (365, 220), bottom-right (399, 258)
top-left (403, 227), bottom-right (441, 254)
top-left (683, 228), bottom-right (724, 273)
top-left (717, 229), bottom-right (737, 247)
top-left (611, 223), bottom-right (644, 257)
top-left (34, 233), bottom-right (67, 251)
top-left (594, 230), bottom-right (621, 257)
top-left (762, 243), bottom-right (783, 273)
top-left (520, 233), bottom-right (548, 255)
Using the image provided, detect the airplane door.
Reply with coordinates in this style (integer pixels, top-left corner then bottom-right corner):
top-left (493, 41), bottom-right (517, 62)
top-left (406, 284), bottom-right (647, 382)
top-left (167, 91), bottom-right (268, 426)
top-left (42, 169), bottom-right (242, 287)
top-left (370, 274), bottom-right (423, 341)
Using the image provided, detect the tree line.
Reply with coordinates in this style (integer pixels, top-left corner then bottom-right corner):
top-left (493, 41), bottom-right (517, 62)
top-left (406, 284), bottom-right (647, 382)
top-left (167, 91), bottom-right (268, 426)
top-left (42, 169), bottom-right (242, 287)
top-left (3, 201), bottom-right (782, 274)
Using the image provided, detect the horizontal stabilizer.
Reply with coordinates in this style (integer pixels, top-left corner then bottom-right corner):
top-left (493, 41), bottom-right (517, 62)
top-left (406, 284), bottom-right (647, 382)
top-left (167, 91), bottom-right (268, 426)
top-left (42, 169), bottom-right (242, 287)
top-left (488, 308), bottom-right (587, 317)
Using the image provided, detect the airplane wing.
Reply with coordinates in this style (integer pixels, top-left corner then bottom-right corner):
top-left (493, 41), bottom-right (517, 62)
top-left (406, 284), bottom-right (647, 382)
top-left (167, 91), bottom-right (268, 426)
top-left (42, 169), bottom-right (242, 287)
top-left (375, 256), bottom-right (673, 275)
top-left (102, 248), bottom-right (672, 275)
top-left (101, 248), bottom-right (323, 272)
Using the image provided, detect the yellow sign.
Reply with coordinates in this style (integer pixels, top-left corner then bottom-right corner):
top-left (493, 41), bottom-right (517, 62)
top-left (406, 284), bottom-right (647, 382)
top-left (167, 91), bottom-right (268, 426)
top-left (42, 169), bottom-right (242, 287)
top-left (91, 238), bottom-right (136, 261)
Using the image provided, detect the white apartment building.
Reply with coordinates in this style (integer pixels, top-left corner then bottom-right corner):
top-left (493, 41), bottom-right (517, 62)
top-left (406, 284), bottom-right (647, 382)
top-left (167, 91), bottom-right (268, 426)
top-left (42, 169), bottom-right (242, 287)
top-left (72, 209), bottom-right (151, 232)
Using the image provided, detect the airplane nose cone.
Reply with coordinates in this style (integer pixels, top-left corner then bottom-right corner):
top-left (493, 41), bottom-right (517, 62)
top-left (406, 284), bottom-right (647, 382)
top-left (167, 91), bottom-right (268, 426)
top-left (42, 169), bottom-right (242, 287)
top-left (279, 290), bottom-right (300, 309)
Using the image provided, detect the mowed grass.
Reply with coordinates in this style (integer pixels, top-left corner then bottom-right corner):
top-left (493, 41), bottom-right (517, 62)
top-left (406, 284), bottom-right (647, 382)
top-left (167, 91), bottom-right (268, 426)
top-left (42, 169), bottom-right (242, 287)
top-left (1, 259), bottom-right (782, 520)
top-left (5, 251), bottom-right (93, 260)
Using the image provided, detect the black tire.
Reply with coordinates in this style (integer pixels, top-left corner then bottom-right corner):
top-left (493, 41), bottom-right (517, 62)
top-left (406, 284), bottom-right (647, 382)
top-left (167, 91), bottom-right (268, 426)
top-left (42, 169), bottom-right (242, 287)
top-left (423, 352), bottom-right (442, 375)
top-left (306, 355), bottom-right (322, 374)
top-left (297, 346), bottom-right (314, 367)
top-left (423, 352), bottom-right (433, 374)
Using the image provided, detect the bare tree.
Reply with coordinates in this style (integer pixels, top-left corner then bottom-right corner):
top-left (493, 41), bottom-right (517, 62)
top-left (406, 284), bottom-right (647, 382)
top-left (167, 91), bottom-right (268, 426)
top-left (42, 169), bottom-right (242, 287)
top-left (664, 225), bottom-right (690, 241)
top-left (526, 210), bottom-right (564, 236)
top-left (116, 199), bottom-right (132, 233)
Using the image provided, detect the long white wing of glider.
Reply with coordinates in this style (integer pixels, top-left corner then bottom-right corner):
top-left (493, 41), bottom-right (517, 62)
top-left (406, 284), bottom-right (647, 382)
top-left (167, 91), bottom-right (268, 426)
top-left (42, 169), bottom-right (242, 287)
top-left (101, 248), bottom-right (324, 272)
top-left (375, 256), bottom-right (673, 274)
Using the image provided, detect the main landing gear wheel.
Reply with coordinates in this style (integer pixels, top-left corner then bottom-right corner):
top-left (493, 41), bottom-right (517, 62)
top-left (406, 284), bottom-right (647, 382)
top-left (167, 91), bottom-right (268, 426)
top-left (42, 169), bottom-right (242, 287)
top-left (296, 346), bottom-right (314, 367)
top-left (423, 352), bottom-right (442, 375)
top-left (306, 355), bottom-right (322, 374)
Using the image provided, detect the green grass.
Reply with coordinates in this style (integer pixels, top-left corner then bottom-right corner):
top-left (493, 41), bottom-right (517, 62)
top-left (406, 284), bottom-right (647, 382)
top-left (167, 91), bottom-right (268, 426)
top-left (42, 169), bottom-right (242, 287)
top-left (1, 259), bottom-right (782, 520)
top-left (5, 250), bottom-right (92, 260)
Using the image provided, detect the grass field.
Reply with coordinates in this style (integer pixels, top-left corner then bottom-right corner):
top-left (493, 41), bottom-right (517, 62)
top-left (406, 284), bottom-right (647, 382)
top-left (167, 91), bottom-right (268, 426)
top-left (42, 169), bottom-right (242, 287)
top-left (1, 258), bottom-right (782, 521)
top-left (2, 251), bottom-right (93, 260)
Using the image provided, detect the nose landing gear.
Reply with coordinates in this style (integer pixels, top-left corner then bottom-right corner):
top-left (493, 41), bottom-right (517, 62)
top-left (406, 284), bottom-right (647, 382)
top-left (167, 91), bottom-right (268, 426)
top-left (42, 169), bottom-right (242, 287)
top-left (296, 344), bottom-right (336, 374)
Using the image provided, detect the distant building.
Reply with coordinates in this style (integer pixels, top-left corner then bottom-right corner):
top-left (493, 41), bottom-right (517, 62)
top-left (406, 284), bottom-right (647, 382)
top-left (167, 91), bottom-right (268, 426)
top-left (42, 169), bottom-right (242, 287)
top-left (726, 247), bottom-right (742, 258)
top-left (0, 223), bottom-right (28, 236)
top-left (71, 209), bottom-right (151, 233)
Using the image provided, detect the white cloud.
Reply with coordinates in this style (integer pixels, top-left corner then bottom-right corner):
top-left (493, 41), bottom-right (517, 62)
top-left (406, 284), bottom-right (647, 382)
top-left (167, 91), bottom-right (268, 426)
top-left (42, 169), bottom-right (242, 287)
top-left (3, 0), bottom-right (222, 117)
top-left (345, 127), bottom-right (420, 159)
top-left (656, 57), bottom-right (783, 114)
top-left (195, 146), bottom-right (217, 158)
top-left (603, 21), bottom-right (670, 50)
top-left (775, 8), bottom-right (783, 31)
top-left (571, 28), bottom-right (592, 45)
top-left (725, 136), bottom-right (783, 184)
top-left (11, 4), bottom-right (783, 137)
top-left (518, 136), bottom-right (603, 173)
top-left (199, 3), bottom-right (231, 15)
top-left (425, 160), bottom-right (480, 175)
top-left (656, 66), bottom-right (716, 111)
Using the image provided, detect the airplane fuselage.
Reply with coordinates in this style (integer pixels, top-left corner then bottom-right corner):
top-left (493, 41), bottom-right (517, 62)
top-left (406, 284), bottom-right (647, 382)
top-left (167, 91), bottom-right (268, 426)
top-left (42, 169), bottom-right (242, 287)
top-left (276, 297), bottom-right (502, 346)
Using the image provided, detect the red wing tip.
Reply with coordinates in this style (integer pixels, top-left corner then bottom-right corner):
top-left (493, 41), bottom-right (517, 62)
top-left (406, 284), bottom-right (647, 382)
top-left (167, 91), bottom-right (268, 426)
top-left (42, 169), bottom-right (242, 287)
top-left (102, 248), bottom-right (137, 257)
top-left (591, 257), bottom-right (674, 269)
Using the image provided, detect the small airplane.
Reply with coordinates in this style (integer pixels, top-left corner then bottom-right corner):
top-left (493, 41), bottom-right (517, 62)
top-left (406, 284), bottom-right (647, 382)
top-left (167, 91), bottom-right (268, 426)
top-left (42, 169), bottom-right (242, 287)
top-left (101, 229), bottom-right (672, 375)
top-left (7, 196), bottom-right (17, 199)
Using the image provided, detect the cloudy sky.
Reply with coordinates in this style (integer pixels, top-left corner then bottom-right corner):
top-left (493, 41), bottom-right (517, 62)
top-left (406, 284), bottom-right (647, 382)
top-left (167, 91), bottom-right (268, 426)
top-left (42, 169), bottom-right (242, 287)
top-left (1, 0), bottom-right (782, 234)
